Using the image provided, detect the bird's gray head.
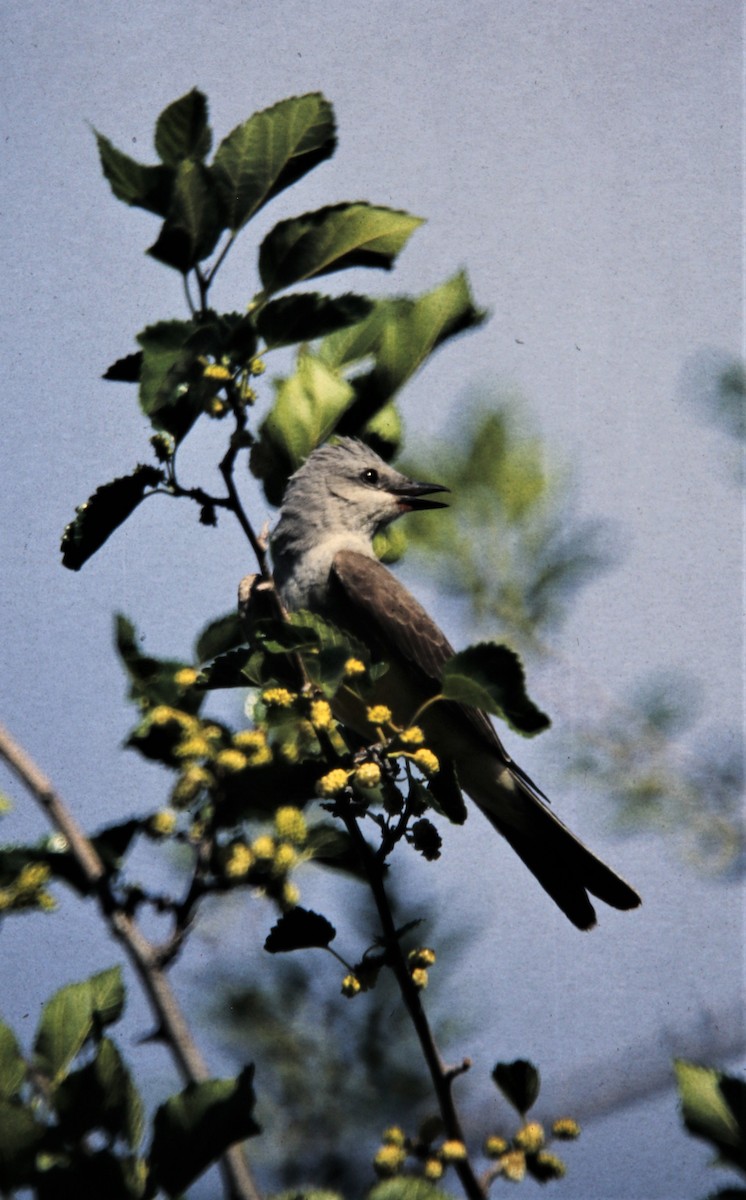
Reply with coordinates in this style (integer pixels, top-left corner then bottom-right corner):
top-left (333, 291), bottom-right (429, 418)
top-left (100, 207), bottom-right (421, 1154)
top-left (271, 439), bottom-right (448, 593)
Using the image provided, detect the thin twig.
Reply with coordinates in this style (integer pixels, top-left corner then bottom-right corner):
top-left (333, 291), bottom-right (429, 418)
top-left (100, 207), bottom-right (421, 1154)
top-left (0, 721), bottom-right (262, 1200)
top-left (340, 801), bottom-right (486, 1200)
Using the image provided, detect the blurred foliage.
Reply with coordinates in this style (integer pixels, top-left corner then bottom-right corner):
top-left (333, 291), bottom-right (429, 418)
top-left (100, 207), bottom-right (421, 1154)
top-left (681, 350), bottom-right (745, 484)
top-left (675, 1061), bottom-right (746, 1199)
top-left (402, 401), bottom-right (609, 649)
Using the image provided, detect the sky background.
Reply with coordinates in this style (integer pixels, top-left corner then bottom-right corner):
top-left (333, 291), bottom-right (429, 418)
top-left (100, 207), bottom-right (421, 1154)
top-left (0, 2), bottom-right (743, 1198)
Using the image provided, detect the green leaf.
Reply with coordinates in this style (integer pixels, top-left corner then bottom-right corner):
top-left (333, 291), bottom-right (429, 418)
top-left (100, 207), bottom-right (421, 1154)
top-left (675, 1061), bottom-right (746, 1172)
top-left (103, 351), bottom-right (143, 383)
top-left (95, 131), bottom-right (173, 216)
top-left (492, 1059), bottom-right (541, 1114)
top-left (212, 93), bottom-right (336, 231)
top-left (255, 292), bottom-right (374, 349)
top-left (264, 907), bottom-right (336, 953)
top-left (197, 646), bottom-right (255, 690)
top-left (368, 1181), bottom-right (455, 1200)
top-left (259, 202), bottom-right (424, 295)
top-left (54, 1037), bottom-right (144, 1149)
top-left (305, 822), bottom-right (366, 879)
top-left (441, 644), bottom-right (550, 736)
top-left (135, 318), bottom-right (205, 440)
top-left (147, 160), bottom-right (225, 272)
top-left (116, 614), bottom-right (204, 713)
top-left (0, 1098), bottom-right (45, 1190)
top-left (33, 967), bottom-right (124, 1084)
top-left (194, 612), bottom-right (247, 664)
top-left (149, 1066), bottom-right (260, 1196)
top-left (60, 464), bottom-right (164, 571)
top-left (254, 352), bottom-right (354, 498)
top-left (155, 88), bottom-right (212, 166)
top-left (0, 1023), bottom-right (26, 1099)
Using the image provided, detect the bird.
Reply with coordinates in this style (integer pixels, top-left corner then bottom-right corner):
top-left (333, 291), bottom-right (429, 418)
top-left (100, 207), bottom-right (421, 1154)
top-left (270, 437), bottom-right (641, 930)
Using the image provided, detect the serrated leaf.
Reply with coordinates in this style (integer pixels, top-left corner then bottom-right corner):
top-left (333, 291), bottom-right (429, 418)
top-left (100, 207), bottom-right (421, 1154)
top-left (675, 1061), bottom-right (746, 1171)
top-left (95, 131), bottom-right (173, 216)
top-left (256, 292), bottom-right (374, 349)
top-left (266, 352), bottom-right (354, 469)
top-left (212, 93), bottom-right (336, 231)
top-left (441, 643), bottom-right (550, 736)
top-left (197, 646), bottom-right (255, 690)
top-left (264, 907), bottom-right (336, 953)
top-left (259, 202), bottom-right (423, 295)
top-left (33, 967), bottom-right (124, 1084)
top-left (135, 318), bottom-right (214, 441)
top-left (194, 612), bottom-right (247, 664)
top-left (155, 88), bottom-right (212, 166)
top-left (60, 464), bottom-right (164, 571)
top-left (147, 160), bottom-right (225, 272)
top-left (103, 351), bottom-right (143, 382)
top-left (149, 1065), bottom-right (259, 1196)
top-left (0, 1022), bottom-right (26, 1099)
top-left (492, 1059), bottom-right (541, 1114)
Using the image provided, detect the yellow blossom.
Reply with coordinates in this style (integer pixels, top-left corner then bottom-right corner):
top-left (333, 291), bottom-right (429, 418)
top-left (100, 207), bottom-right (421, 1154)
top-left (382, 1127), bottom-right (405, 1148)
top-left (234, 729), bottom-right (267, 751)
top-left (424, 1158), bottom-right (444, 1181)
top-left (408, 947), bottom-right (436, 968)
top-left (410, 967), bottom-right (429, 990)
top-left (552, 1118), bottom-right (581, 1140)
top-left (400, 726), bottom-right (425, 746)
top-left (175, 736), bottom-right (212, 761)
top-left (367, 705), bottom-right (392, 727)
top-left (499, 1150), bottom-right (526, 1182)
top-left (215, 749), bottom-right (249, 773)
top-left (149, 810), bottom-right (177, 837)
top-left (309, 699), bottom-right (333, 729)
top-left (281, 880), bottom-right (301, 909)
top-left (485, 1135), bottom-right (509, 1158)
top-left (207, 397), bottom-right (227, 417)
top-left (274, 807), bottom-right (307, 844)
top-left (17, 863), bottom-right (50, 891)
top-left (315, 768), bottom-right (350, 798)
top-left (150, 705), bottom-right (191, 727)
top-left (174, 667), bottom-right (198, 688)
top-left (373, 1143), bottom-right (405, 1177)
top-left (273, 843), bottom-right (298, 874)
top-left (440, 1139), bottom-right (467, 1162)
top-left (413, 748), bottom-right (439, 776)
top-left (354, 762), bottom-right (381, 790)
top-left (515, 1122), bottom-right (544, 1153)
top-left (343, 657), bottom-right (366, 678)
top-left (252, 835), bottom-right (275, 860)
top-left (249, 357), bottom-right (266, 376)
top-left (225, 843), bottom-right (253, 878)
top-left (533, 1151), bottom-right (566, 1180)
top-left (37, 892), bottom-right (57, 912)
top-left (0, 888), bottom-right (13, 911)
top-left (171, 765), bottom-right (213, 807)
top-left (262, 687), bottom-right (296, 708)
top-left (203, 362), bottom-right (232, 380)
top-left (341, 974), bottom-right (362, 998)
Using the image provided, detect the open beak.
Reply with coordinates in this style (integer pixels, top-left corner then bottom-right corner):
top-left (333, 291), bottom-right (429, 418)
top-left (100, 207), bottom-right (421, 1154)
top-left (390, 479), bottom-right (450, 512)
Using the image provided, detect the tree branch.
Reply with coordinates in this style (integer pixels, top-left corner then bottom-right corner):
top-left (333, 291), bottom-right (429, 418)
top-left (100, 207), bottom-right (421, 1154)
top-left (0, 721), bottom-right (262, 1200)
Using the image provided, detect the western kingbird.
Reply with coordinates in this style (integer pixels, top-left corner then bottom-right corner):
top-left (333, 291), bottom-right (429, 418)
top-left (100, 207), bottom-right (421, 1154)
top-left (271, 438), bottom-right (640, 929)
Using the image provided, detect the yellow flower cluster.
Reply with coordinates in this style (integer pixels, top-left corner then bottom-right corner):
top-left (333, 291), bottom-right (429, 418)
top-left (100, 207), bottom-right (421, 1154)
top-left (412, 748), bottom-right (439, 776)
top-left (341, 973), bottom-right (361, 998)
top-left (203, 362), bottom-right (232, 381)
top-left (484, 1116), bottom-right (574, 1182)
top-left (343, 657), bottom-right (366, 678)
top-left (552, 1117), bottom-right (581, 1140)
top-left (274, 806), bottom-right (307, 844)
top-left (0, 862), bottom-right (56, 914)
top-left (372, 1127), bottom-right (469, 1182)
top-left (353, 762), bottom-right (381, 790)
top-left (149, 810), bottom-right (177, 837)
top-left (233, 728), bottom-right (272, 767)
top-left (515, 1122), bottom-right (545, 1154)
top-left (399, 725), bottom-right (425, 746)
top-left (173, 667), bottom-right (198, 688)
top-left (225, 843), bottom-right (254, 877)
top-left (366, 705), bottom-right (393, 727)
top-left (408, 946), bottom-right (436, 990)
top-left (309, 699), bottom-right (333, 729)
top-left (261, 687), bottom-right (296, 708)
top-left (316, 768), bottom-right (350, 798)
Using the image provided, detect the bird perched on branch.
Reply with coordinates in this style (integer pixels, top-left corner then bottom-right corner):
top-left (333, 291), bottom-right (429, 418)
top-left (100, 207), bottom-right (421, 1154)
top-left (271, 437), bottom-right (640, 930)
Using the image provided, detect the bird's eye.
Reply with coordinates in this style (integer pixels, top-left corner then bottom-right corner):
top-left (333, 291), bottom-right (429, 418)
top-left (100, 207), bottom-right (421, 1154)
top-left (361, 468), bottom-right (379, 486)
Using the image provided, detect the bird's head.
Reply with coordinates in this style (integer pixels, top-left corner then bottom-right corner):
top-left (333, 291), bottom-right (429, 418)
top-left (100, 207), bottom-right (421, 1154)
top-left (276, 438), bottom-right (449, 543)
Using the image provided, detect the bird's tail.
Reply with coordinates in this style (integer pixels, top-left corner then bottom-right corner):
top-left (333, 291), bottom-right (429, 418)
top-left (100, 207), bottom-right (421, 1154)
top-left (468, 760), bottom-right (641, 931)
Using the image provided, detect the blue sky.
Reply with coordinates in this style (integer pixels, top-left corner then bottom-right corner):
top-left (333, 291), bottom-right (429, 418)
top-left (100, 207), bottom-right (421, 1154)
top-left (1, 3), bottom-right (742, 1197)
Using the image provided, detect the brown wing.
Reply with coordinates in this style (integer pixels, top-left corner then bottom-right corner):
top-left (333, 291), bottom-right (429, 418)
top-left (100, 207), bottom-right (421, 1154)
top-left (329, 549), bottom-right (509, 759)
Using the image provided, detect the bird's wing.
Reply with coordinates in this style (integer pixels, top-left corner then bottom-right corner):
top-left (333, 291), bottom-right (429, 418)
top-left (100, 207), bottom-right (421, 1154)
top-left (329, 549), bottom-right (508, 757)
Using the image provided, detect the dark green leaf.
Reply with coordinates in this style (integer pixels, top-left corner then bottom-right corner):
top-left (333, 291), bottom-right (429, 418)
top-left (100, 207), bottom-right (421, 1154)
top-left (95, 131), bottom-right (173, 216)
top-left (305, 823), bottom-right (366, 879)
top-left (147, 160), bottom-right (225, 272)
top-left (33, 967), bottom-right (124, 1084)
top-left (60, 464), bottom-right (164, 571)
top-left (116, 614), bottom-right (204, 713)
top-left (259, 202), bottom-right (424, 295)
top-left (148, 1065), bottom-right (259, 1196)
top-left (54, 1037), bottom-right (144, 1148)
top-left (92, 819), bottom-right (142, 871)
top-left (103, 351), bottom-right (143, 383)
top-left (271, 1192), bottom-right (344, 1200)
top-left (212, 93), bottom-right (336, 231)
top-left (441, 643), bottom-right (550, 736)
top-left (155, 88), bottom-right (212, 166)
top-left (194, 612), bottom-right (248, 664)
top-left (368, 1181), bottom-right (455, 1200)
top-left (264, 907), bottom-right (336, 953)
top-left (256, 292), bottom-right (374, 350)
top-left (197, 646), bottom-right (255, 690)
top-left (0, 1099), bottom-right (45, 1190)
top-left (0, 1023), bottom-right (26, 1099)
top-left (492, 1059), bottom-right (541, 1114)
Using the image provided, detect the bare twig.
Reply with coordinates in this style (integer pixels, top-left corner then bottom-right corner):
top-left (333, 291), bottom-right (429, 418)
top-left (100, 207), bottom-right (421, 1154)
top-left (0, 721), bottom-right (262, 1200)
